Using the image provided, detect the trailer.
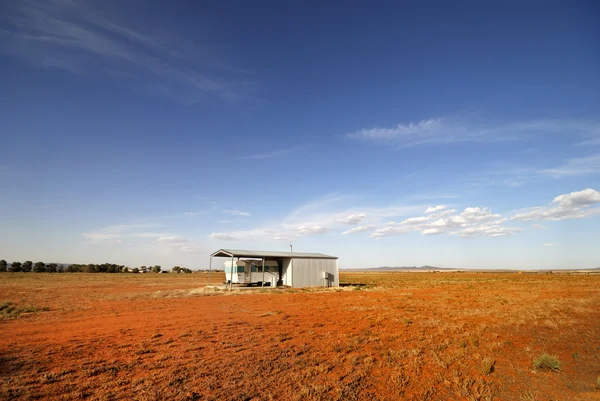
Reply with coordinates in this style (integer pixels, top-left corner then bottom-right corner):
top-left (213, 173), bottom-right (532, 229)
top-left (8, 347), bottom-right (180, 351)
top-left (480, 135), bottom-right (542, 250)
top-left (224, 259), bottom-right (279, 286)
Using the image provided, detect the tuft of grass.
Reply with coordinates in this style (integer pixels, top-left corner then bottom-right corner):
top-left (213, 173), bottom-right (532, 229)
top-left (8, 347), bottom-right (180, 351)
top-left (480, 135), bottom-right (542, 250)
top-left (480, 357), bottom-right (495, 375)
top-left (0, 301), bottom-right (49, 319)
top-left (519, 391), bottom-right (539, 400)
top-left (533, 353), bottom-right (560, 371)
top-left (596, 376), bottom-right (600, 390)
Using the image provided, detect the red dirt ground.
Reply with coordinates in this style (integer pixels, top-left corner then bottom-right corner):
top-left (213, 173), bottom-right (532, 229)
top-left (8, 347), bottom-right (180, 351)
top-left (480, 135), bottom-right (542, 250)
top-left (1, 272), bottom-right (599, 400)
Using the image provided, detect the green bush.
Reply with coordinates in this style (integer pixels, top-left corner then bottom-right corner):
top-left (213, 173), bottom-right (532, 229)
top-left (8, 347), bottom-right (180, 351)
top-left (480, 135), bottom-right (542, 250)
top-left (533, 353), bottom-right (560, 371)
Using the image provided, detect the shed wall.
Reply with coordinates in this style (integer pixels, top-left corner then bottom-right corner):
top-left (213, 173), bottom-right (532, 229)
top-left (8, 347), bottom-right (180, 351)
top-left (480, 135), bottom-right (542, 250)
top-left (289, 258), bottom-right (338, 288)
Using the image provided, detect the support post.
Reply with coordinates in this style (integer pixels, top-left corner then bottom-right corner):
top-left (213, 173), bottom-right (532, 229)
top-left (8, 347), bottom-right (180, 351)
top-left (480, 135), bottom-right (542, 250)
top-left (208, 256), bottom-right (212, 286)
top-left (229, 255), bottom-right (234, 291)
top-left (262, 257), bottom-right (265, 288)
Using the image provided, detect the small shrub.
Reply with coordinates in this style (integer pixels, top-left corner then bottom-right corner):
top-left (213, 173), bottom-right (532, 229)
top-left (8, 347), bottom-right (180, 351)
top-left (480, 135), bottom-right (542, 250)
top-left (596, 376), bottom-right (600, 390)
top-left (533, 353), bottom-right (560, 371)
top-left (480, 357), bottom-right (495, 375)
top-left (519, 391), bottom-right (539, 401)
top-left (0, 301), bottom-right (49, 319)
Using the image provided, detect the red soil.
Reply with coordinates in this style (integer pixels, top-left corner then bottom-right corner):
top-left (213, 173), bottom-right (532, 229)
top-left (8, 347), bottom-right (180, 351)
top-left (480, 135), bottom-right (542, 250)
top-left (1, 272), bottom-right (599, 400)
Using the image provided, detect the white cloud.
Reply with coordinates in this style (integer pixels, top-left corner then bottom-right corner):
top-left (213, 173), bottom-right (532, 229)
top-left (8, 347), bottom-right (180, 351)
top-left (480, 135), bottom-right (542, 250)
top-left (222, 209), bottom-right (251, 216)
top-left (348, 118), bottom-right (444, 141)
top-left (176, 245), bottom-right (203, 253)
top-left (421, 228), bottom-right (443, 235)
top-left (209, 233), bottom-right (238, 241)
top-left (553, 188), bottom-right (600, 207)
top-left (512, 188), bottom-right (600, 221)
top-left (347, 118), bottom-right (600, 148)
top-left (401, 216), bottom-right (432, 225)
top-left (544, 243), bottom-right (555, 247)
top-left (369, 206), bottom-right (519, 239)
top-left (460, 225), bottom-right (523, 238)
top-left (531, 224), bottom-right (546, 230)
top-left (1, 0), bottom-right (249, 103)
top-left (184, 212), bottom-right (198, 216)
top-left (341, 226), bottom-right (370, 235)
top-left (425, 205), bottom-right (447, 214)
top-left (369, 226), bottom-right (411, 238)
top-left (205, 195), bottom-right (425, 242)
top-left (295, 225), bottom-right (328, 235)
top-left (336, 212), bottom-right (366, 225)
top-left (157, 236), bottom-right (189, 244)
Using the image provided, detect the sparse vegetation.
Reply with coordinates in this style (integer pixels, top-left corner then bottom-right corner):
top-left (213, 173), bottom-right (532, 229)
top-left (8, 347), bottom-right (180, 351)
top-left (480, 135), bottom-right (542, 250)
top-left (0, 272), bottom-right (598, 400)
top-left (480, 357), bottom-right (495, 375)
top-left (533, 353), bottom-right (560, 371)
top-left (0, 301), bottom-right (49, 319)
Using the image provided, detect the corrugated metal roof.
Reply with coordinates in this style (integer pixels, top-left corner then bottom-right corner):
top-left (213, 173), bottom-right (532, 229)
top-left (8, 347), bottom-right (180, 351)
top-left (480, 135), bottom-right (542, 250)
top-left (211, 248), bottom-right (338, 259)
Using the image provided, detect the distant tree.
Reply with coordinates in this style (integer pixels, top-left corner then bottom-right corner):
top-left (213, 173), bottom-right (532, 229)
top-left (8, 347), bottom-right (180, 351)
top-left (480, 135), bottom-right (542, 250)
top-left (33, 261), bottom-right (46, 273)
top-left (172, 266), bottom-right (181, 273)
top-left (0, 260), bottom-right (7, 272)
top-left (22, 261), bottom-right (33, 272)
top-left (46, 263), bottom-right (58, 273)
top-left (66, 264), bottom-right (82, 272)
top-left (10, 261), bottom-right (23, 272)
top-left (83, 264), bottom-right (95, 273)
top-left (181, 268), bottom-right (192, 273)
top-left (132, 267), bottom-right (139, 273)
top-left (152, 265), bottom-right (161, 273)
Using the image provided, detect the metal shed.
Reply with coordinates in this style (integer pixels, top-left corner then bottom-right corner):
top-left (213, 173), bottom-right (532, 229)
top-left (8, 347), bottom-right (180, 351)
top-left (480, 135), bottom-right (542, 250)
top-left (209, 249), bottom-right (339, 289)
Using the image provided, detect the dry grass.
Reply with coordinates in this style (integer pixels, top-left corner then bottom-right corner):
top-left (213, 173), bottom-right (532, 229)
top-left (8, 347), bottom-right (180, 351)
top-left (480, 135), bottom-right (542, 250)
top-left (0, 271), bottom-right (599, 400)
top-left (533, 353), bottom-right (560, 371)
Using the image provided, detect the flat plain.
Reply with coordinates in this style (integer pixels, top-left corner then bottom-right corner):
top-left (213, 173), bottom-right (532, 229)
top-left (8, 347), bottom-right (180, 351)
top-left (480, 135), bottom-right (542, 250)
top-left (1, 272), bottom-right (599, 400)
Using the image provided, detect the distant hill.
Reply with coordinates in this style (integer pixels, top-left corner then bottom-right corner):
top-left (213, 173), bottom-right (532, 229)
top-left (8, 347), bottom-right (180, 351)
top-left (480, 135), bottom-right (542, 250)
top-left (364, 265), bottom-right (456, 271)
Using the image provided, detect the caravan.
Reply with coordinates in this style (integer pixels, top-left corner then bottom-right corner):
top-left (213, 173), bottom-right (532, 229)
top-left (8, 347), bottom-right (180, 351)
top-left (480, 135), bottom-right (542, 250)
top-left (224, 259), bottom-right (279, 286)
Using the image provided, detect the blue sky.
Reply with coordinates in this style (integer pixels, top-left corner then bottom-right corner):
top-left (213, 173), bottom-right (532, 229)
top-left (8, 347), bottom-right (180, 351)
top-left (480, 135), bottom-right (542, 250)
top-left (1, 0), bottom-right (599, 269)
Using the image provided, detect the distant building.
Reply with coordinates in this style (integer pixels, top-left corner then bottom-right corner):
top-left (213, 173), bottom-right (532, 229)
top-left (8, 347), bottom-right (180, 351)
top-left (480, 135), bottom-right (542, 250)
top-left (209, 249), bottom-right (339, 288)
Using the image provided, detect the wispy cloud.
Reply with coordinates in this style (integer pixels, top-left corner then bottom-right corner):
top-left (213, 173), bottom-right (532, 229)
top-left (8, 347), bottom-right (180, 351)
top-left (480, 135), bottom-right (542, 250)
top-left (544, 243), bottom-right (555, 247)
top-left (342, 225), bottom-right (371, 235)
top-left (424, 205), bottom-right (447, 214)
top-left (347, 118), bottom-right (600, 148)
top-left (512, 188), bottom-right (600, 221)
top-left (209, 233), bottom-right (238, 241)
top-left (538, 154), bottom-right (600, 178)
top-left (531, 224), bottom-right (546, 230)
top-left (82, 224), bottom-right (163, 242)
top-left (336, 213), bottom-right (366, 225)
top-left (222, 209), bottom-right (251, 217)
top-left (576, 138), bottom-right (600, 146)
top-left (83, 223), bottom-right (204, 253)
top-left (1, 0), bottom-right (251, 103)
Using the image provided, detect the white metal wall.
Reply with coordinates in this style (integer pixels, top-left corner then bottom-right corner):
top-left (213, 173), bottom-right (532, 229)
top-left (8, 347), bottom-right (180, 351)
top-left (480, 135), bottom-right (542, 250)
top-left (284, 258), bottom-right (339, 288)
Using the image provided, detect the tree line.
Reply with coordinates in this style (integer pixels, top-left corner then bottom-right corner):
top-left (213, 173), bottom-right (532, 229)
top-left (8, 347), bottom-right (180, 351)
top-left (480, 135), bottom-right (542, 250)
top-left (0, 260), bottom-right (193, 274)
